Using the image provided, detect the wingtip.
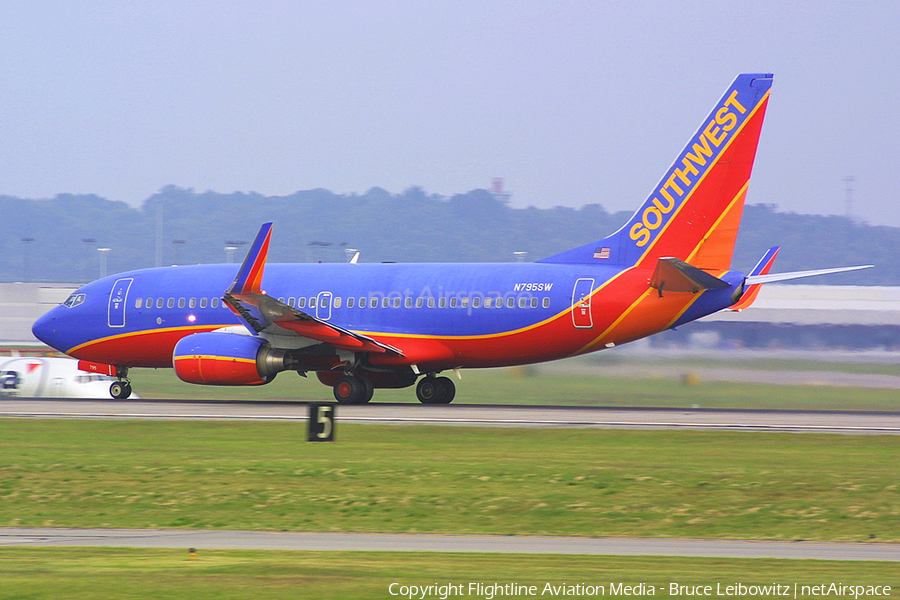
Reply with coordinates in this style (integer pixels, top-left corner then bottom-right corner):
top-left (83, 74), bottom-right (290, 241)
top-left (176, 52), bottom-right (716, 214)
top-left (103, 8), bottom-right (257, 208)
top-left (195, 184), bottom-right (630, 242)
top-left (227, 223), bottom-right (274, 295)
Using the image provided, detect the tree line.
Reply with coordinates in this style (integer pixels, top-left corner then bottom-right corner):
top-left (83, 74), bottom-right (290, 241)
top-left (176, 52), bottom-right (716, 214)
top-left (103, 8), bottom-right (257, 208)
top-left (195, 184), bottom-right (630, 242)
top-left (1, 186), bottom-right (894, 285)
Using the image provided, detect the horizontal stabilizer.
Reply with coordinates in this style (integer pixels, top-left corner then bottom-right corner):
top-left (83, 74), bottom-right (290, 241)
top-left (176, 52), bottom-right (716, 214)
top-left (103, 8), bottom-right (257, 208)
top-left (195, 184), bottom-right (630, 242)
top-left (745, 264), bottom-right (873, 285)
top-left (650, 257), bottom-right (730, 294)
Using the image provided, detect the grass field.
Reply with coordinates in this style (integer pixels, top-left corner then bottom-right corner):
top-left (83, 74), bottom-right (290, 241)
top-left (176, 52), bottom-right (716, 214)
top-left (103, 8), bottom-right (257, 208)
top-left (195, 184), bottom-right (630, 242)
top-left (124, 359), bottom-right (900, 411)
top-left (2, 419), bottom-right (897, 542)
top-left (0, 548), bottom-right (897, 600)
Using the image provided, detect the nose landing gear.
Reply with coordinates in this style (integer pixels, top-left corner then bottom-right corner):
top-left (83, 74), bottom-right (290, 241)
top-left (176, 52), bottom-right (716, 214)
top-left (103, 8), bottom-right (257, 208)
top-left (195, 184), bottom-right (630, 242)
top-left (109, 367), bottom-right (132, 399)
top-left (109, 380), bottom-right (132, 399)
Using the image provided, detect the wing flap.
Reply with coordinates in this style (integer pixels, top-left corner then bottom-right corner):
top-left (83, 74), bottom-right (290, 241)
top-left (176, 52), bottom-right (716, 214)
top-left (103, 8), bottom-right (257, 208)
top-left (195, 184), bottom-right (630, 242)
top-left (224, 291), bottom-right (404, 356)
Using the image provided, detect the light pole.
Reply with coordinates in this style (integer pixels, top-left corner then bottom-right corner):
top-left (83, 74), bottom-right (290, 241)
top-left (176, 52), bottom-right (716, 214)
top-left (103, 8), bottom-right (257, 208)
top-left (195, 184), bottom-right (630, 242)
top-left (172, 239), bottom-right (185, 265)
top-left (98, 247), bottom-right (111, 278)
top-left (224, 240), bottom-right (247, 264)
top-left (82, 238), bottom-right (96, 282)
top-left (21, 237), bottom-right (34, 281)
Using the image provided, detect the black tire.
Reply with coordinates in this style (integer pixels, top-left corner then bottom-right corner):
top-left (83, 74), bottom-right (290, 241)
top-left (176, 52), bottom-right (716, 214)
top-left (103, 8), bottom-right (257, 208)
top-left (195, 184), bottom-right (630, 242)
top-left (433, 376), bottom-right (455, 404)
top-left (333, 375), bottom-right (366, 404)
top-left (109, 381), bottom-right (131, 400)
top-left (359, 376), bottom-right (375, 404)
top-left (416, 377), bottom-right (446, 404)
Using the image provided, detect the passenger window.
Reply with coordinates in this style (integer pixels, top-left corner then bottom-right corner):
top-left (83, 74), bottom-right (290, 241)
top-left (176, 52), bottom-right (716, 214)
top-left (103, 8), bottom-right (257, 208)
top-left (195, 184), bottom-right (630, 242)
top-left (439, 297), bottom-right (447, 308)
top-left (542, 297), bottom-right (551, 308)
top-left (450, 297), bottom-right (458, 308)
top-left (461, 297), bottom-right (469, 308)
top-left (157, 298), bottom-right (164, 309)
top-left (211, 297), bottom-right (219, 308)
top-left (531, 297), bottom-right (538, 308)
top-left (135, 298), bottom-right (143, 309)
top-left (416, 298), bottom-right (424, 308)
top-left (200, 297), bottom-right (208, 309)
top-left (393, 297), bottom-right (401, 308)
top-left (472, 297), bottom-right (481, 308)
top-left (298, 297), bottom-right (306, 309)
top-left (189, 298), bottom-right (196, 308)
top-left (310, 297), bottom-right (317, 309)
top-left (167, 298), bottom-right (175, 308)
top-left (347, 297), bottom-right (355, 308)
top-left (370, 297), bottom-right (378, 308)
top-left (518, 297), bottom-right (527, 308)
top-left (507, 297), bottom-right (515, 308)
top-left (288, 297), bottom-right (296, 308)
top-left (178, 298), bottom-right (186, 308)
top-left (484, 297), bottom-right (491, 308)
top-left (334, 297), bottom-right (342, 308)
top-left (382, 297), bottom-right (390, 308)
top-left (360, 296), bottom-right (367, 307)
top-left (428, 298), bottom-right (435, 308)
top-left (405, 297), bottom-right (412, 308)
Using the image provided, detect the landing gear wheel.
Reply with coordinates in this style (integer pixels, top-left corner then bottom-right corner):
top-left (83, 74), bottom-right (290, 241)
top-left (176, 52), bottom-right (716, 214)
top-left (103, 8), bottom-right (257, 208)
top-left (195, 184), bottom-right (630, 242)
top-left (359, 376), bottom-right (375, 404)
top-left (333, 375), bottom-right (371, 404)
top-left (110, 381), bottom-right (132, 400)
top-left (433, 376), bottom-right (455, 404)
top-left (416, 376), bottom-right (455, 404)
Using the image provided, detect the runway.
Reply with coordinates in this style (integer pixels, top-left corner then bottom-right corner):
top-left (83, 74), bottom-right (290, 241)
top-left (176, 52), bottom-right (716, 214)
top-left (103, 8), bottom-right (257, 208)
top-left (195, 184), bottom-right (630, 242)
top-left (1, 398), bottom-right (899, 433)
top-left (2, 528), bottom-right (898, 561)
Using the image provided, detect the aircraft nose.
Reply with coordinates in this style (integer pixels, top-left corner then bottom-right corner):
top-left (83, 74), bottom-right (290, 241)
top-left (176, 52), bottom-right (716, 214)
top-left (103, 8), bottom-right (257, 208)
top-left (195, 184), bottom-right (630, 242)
top-left (32, 308), bottom-right (63, 350)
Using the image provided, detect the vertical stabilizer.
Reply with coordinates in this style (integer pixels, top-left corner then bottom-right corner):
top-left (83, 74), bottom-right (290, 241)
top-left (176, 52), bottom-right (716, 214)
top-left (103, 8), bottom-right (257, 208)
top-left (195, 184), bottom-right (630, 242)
top-left (538, 73), bottom-right (773, 270)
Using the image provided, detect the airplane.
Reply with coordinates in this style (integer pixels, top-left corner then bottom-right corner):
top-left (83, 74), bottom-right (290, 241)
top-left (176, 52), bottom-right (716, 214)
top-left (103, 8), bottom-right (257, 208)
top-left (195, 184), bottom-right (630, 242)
top-left (0, 355), bottom-right (140, 399)
top-left (31, 73), bottom-right (871, 404)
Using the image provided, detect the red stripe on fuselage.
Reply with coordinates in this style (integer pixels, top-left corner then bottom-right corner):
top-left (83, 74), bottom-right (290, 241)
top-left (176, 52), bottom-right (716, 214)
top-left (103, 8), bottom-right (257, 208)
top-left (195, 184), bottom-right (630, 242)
top-left (66, 325), bottom-right (224, 368)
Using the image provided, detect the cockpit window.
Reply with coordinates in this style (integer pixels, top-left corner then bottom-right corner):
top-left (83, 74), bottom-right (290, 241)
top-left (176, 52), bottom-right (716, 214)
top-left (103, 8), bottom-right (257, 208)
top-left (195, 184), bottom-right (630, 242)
top-left (63, 293), bottom-right (86, 308)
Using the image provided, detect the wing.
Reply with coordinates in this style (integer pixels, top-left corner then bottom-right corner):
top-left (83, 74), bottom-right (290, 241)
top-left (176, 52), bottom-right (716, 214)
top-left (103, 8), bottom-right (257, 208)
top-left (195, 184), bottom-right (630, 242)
top-left (223, 223), bottom-right (404, 357)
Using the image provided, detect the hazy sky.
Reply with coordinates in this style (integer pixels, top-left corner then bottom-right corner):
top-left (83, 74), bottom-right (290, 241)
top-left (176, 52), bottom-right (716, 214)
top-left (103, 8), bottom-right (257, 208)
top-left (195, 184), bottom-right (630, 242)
top-left (2, 1), bottom-right (899, 225)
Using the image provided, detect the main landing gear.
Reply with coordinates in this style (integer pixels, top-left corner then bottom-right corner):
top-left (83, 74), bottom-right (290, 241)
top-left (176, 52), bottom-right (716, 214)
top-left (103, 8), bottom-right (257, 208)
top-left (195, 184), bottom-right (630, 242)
top-left (330, 372), bottom-right (456, 404)
top-left (415, 375), bottom-right (455, 404)
top-left (332, 375), bottom-right (375, 404)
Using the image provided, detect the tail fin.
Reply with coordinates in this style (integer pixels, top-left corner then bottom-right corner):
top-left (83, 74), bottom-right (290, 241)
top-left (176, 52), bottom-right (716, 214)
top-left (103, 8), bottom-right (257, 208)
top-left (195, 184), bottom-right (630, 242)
top-left (539, 73), bottom-right (773, 269)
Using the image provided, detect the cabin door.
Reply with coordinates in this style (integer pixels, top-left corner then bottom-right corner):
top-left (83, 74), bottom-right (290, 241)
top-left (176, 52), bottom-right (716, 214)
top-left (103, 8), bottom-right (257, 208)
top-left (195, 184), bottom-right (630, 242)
top-left (108, 278), bottom-right (133, 328)
top-left (571, 278), bottom-right (594, 329)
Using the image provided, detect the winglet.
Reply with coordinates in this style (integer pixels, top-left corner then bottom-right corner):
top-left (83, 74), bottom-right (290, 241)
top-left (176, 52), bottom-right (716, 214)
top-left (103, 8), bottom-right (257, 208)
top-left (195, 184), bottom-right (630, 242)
top-left (227, 223), bottom-right (273, 295)
top-left (730, 246), bottom-right (779, 312)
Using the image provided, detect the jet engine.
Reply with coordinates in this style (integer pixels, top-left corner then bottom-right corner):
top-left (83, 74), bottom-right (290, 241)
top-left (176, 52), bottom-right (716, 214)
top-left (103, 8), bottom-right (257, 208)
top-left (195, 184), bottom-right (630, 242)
top-left (173, 332), bottom-right (289, 385)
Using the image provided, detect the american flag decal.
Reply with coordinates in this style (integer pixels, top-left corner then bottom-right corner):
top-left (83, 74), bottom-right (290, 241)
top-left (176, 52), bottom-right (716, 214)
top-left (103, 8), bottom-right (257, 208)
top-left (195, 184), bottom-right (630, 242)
top-left (593, 247), bottom-right (610, 259)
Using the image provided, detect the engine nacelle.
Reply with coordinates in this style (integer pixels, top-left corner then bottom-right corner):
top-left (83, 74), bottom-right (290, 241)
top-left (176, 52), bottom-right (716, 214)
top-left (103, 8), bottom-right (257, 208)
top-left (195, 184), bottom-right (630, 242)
top-left (173, 332), bottom-right (287, 385)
